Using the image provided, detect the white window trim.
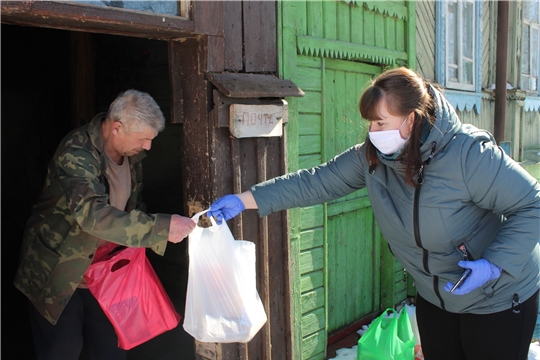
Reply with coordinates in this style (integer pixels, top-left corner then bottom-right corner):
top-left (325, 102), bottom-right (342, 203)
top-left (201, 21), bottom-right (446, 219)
top-left (521, 0), bottom-right (540, 95)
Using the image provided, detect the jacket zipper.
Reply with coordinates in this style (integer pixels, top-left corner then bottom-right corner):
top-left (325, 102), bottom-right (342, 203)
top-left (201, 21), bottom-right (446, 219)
top-left (458, 243), bottom-right (471, 261)
top-left (413, 142), bottom-right (446, 309)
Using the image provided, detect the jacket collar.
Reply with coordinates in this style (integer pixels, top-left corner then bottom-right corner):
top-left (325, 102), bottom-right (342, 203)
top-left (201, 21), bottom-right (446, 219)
top-left (419, 85), bottom-right (462, 162)
top-left (87, 113), bottom-right (147, 165)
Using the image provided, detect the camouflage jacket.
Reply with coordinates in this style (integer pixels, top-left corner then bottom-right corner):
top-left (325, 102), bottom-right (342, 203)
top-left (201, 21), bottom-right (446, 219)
top-left (14, 114), bottom-right (171, 325)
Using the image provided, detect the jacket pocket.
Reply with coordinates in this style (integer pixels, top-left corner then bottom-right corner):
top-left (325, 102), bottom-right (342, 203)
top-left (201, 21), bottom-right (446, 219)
top-left (18, 237), bottom-right (60, 291)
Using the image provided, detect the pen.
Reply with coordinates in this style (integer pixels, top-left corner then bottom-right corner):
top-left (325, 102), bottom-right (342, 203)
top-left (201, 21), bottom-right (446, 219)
top-left (450, 268), bottom-right (472, 293)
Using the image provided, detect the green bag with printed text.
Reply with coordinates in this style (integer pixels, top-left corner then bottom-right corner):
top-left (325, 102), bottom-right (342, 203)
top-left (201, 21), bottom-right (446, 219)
top-left (357, 308), bottom-right (415, 360)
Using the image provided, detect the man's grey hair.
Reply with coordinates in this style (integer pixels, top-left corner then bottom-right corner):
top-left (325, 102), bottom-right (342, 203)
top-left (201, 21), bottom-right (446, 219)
top-left (106, 89), bottom-right (165, 134)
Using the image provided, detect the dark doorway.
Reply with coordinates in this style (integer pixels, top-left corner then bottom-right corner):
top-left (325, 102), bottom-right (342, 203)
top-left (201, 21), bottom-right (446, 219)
top-left (1, 24), bottom-right (194, 359)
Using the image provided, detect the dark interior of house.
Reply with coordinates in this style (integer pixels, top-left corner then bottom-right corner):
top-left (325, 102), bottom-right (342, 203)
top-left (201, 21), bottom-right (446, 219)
top-left (1, 23), bottom-right (195, 359)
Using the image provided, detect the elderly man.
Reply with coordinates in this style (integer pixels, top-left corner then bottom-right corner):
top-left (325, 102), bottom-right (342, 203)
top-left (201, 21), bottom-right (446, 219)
top-left (14, 90), bottom-right (195, 359)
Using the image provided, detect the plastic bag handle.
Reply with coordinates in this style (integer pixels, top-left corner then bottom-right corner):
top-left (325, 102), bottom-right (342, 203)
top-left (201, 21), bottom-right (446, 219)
top-left (191, 209), bottom-right (220, 228)
top-left (191, 210), bottom-right (208, 224)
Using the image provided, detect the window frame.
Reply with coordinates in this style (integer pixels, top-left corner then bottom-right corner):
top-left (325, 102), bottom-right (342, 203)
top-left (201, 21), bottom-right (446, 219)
top-left (436, 0), bottom-right (482, 93)
top-left (521, 0), bottom-right (540, 95)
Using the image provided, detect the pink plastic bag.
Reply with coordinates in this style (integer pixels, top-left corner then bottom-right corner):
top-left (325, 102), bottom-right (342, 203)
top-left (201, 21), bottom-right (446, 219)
top-left (85, 246), bottom-right (181, 350)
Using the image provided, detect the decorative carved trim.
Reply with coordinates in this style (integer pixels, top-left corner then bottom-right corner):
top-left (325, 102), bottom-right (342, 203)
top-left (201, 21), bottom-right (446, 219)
top-left (524, 97), bottom-right (540, 112)
top-left (506, 89), bottom-right (527, 101)
top-left (443, 89), bottom-right (484, 114)
top-left (297, 35), bottom-right (407, 66)
top-left (340, 1), bottom-right (408, 20)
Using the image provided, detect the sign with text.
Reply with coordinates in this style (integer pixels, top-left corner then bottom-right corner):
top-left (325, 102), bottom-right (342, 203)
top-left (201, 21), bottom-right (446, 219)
top-left (229, 104), bottom-right (284, 138)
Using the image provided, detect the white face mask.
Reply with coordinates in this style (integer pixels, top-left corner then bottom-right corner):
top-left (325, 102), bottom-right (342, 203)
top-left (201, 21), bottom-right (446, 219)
top-left (368, 117), bottom-right (410, 155)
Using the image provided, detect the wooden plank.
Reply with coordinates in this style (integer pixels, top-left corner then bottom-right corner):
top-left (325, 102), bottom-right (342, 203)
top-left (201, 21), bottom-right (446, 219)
top-left (70, 32), bottom-right (95, 128)
top-left (300, 248), bottom-right (324, 274)
top-left (406, 1), bottom-right (416, 70)
top-left (176, 36), bottom-right (211, 219)
top-left (327, 311), bottom-right (377, 347)
top-left (350, 2), bottom-right (364, 44)
top-left (307, 0), bottom-right (323, 38)
top-left (327, 209), bottom-right (375, 331)
top-left (1, 1), bottom-right (195, 39)
top-left (300, 270), bottom-right (324, 293)
top-left (301, 288), bottom-right (325, 313)
top-left (396, 17), bottom-right (405, 53)
top-left (300, 205), bottom-right (324, 229)
top-left (337, 0), bottom-right (350, 42)
top-left (289, 230), bottom-right (304, 360)
top-left (301, 307), bottom-right (325, 337)
top-left (296, 0), bottom-right (308, 36)
top-left (323, 0), bottom-right (337, 40)
top-left (256, 138), bottom-right (272, 360)
top-left (327, 197), bottom-right (372, 217)
top-left (207, 73), bottom-right (304, 98)
top-left (195, 342), bottom-right (221, 360)
top-left (300, 228), bottom-right (324, 251)
top-left (372, 224), bottom-right (382, 314)
top-left (374, 12), bottom-right (385, 48)
top-left (243, 0), bottom-right (276, 72)
top-left (380, 238), bottom-right (402, 309)
top-left (298, 91), bottom-right (322, 114)
top-left (298, 135), bottom-right (321, 155)
top-left (299, 114), bottom-right (322, 136)
top-left (363, 6), bottom-right (375, 46)
top-left (224, 0), bottom-right (243, 71)
top-left (297, 55), bottom-right (322, 69)
top-left (299, 154), bottom-right (323, 169)
top-left (385, 16), bottom-right (396, 51)
top-left (168, 41), bottom-right (183, 124)
top-left (295, 66), bottom-right (322, 91)
top-left (207, 35), bottom-right (224, 73)
top-left (301, 330), bottom-right (326, 360)
top-left (192, 0), bottom-right (224, 36)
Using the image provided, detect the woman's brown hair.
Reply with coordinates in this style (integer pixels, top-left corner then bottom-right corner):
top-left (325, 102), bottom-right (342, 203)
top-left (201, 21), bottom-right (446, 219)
top-left (358, 67), bottom-right (435, 187)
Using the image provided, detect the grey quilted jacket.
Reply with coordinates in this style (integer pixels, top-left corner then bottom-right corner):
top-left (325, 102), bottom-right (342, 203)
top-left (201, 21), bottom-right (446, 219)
top-left (251, 87), bottom-right (540, 314)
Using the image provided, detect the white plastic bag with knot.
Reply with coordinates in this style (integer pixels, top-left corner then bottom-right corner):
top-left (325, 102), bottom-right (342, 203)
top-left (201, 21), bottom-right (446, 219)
top-left (183, 210), bottom-right (267, 343)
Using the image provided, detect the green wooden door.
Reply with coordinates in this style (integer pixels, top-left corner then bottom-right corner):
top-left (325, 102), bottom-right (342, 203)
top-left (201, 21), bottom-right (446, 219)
top-left (323, 59), bottom-right (382, 333)
top-left (278, 1), bottom-right (416, 359)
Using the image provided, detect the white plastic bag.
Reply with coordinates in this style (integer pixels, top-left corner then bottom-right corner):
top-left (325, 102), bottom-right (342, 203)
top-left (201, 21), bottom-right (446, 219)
top-left (183, 210), bottom-right (267, 343)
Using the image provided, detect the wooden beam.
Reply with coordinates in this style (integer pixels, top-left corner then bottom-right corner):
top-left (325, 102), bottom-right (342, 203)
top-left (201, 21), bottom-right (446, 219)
top-left (168, 41), bottom-right (184, 124)
top-left (70, 32), bottom-right (95, 128)
top-left (1, 1), bottom-right (195, 39)
top-left (176, 36), bottom-right (211, 218)
top-left (192, 0), bottom-right (224, 36)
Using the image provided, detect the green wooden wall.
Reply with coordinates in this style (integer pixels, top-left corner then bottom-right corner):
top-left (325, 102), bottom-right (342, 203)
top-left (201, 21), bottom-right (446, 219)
top-left (278, 1), bottom-right (416, 359)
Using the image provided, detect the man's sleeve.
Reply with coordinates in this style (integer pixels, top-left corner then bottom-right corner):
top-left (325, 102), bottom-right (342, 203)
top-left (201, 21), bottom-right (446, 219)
top-left (57, 147), bottom-right (169, 255)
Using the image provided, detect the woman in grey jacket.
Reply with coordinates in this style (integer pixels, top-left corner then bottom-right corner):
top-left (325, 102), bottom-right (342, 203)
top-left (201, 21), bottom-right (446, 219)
top-left (207, 67), bottom-right (540, 360)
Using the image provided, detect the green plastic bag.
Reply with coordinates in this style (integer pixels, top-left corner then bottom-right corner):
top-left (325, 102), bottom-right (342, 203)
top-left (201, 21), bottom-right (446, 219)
top-left (357, 308), bottom-right (415, 360)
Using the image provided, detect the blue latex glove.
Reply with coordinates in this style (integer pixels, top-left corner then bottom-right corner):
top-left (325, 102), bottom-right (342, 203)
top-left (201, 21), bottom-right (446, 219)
top-left (444, 259), bottom-right (502, 295)
top-left (207, 194), bottom-right (245, 225)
